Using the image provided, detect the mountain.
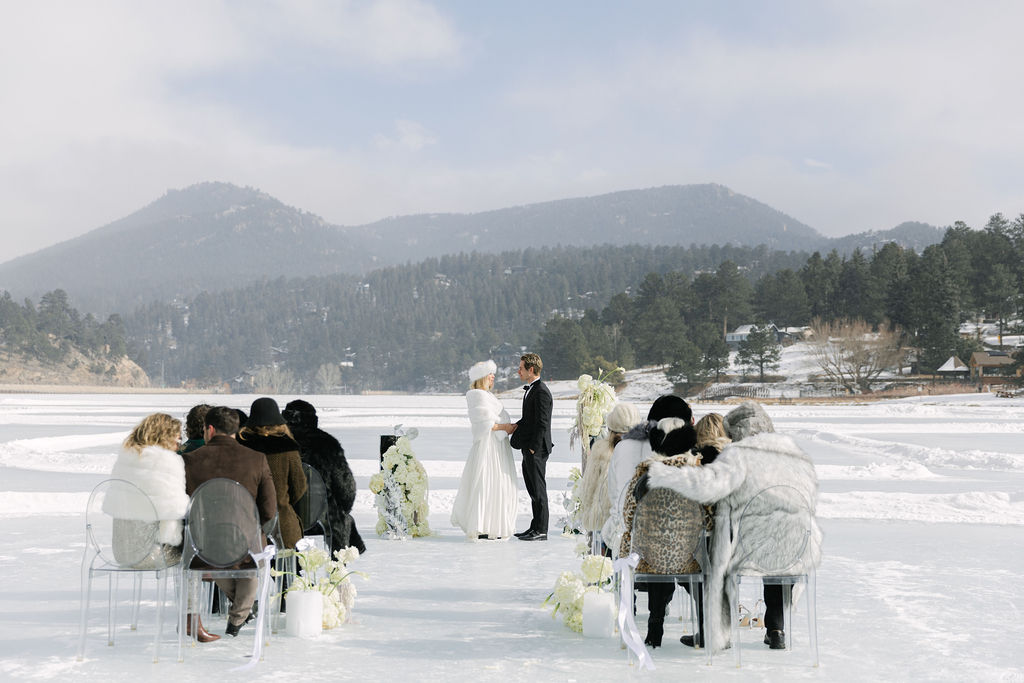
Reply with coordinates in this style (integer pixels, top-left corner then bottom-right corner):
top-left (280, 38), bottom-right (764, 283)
top-left (826, 221), bottom-right (944, 255)
top-left (0, 181), bottom-right (939, 314)
top-left (354, 183), bottom-right (824, 258)
top-left (0, 182), bottom-right (379, 314)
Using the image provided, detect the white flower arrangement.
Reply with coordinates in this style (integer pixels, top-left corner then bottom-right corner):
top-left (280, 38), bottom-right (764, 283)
top-left (369, 428), bottom-right (431, 538)
top-left (275, 544), bottom-right (365, 629)
top-left (543, 548), bottom-right (615, 634)
top-left (569, 368), bottom-right (623, 462)
top-left (559, 466), bottom-right (584, 535)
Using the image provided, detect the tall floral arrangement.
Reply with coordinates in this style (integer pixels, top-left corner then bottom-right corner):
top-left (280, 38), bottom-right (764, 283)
top-left (543, 544), bottom-right (615, 633)
top-left (569, 367), bottom-right (623, 465)
top-left (369, 428), bottom-right (431, 538)
top-left (559, 466), bottom-right (584, 535)
top-left (276, 544), bottom-right (365, 629)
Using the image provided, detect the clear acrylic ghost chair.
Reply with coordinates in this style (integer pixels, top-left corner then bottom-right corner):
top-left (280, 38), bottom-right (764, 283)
top-left (178, 478), bottom-right (275, 663)
top-left (296, 463), bottom-right (333, 553)
top-left (78, 479), bottom-right (181, 662)
top-left (626, 487), bottom-right (713, 666)
top-left (262, 512), bottom-right (290, 634)
top-left (729, 484), bottom-right (819, 668)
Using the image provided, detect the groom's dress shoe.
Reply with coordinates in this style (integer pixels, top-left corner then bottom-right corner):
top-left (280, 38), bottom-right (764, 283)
top-left (519, 530), bottom-right (547, 541)
top-left (513, 529), bottom-right (533, 538)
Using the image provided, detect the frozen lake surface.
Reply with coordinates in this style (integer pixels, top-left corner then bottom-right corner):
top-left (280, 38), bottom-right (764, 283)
top-left (0, 390), bottom-right (1023, 681)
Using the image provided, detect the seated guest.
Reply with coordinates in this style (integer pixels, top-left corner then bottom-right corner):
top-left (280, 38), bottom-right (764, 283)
top-left (578, 402), bottom-right (641, 539)
top-left (238, 397), bottom-right (308, 550)
top-left (643, 401), bottom-right (823, 652)
top-left (692, 412), bottom-right (730, 465)
top-left (603, 395), bottom-right (693, 555)
top-left (184, 406), bottom-right (277, 640)
top-left (178, 404), bottom-right (212, 454)
top-left (619, 416), bottom-right (699, 648)
top-left (107, 413), bottom-right (189, 569)
top-left (283, 399), bottom-right (366, 554)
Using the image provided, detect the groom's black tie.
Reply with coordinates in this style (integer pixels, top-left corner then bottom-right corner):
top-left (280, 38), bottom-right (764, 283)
top-left (522, 385), bottom-right (530, 391)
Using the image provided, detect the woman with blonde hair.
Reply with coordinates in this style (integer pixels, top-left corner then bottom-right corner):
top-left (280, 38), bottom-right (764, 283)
top-left (238, 397), bottom-right (308, 548)
top-left (106, 413), bottom-right (190, 568)
top-left (451, 360), bottom-right (518, 540)
top-left (693, 412), bottom-right (731, 465)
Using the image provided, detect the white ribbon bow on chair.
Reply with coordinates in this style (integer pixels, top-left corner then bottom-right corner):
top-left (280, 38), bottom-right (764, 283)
top-left (613, 553), bottom-right (656, 672)
top-left (231, 543), bottom-right (277, 672)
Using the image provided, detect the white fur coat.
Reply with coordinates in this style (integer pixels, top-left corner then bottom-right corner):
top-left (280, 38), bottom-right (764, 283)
top-left (601, 437), bottom-right (650, 552)
top-left (105, 445), bottom-right (189, 545)
top-left (647, 432), bottom-right (823, 652)
top-left (466, 389), bottom-right (510, 442)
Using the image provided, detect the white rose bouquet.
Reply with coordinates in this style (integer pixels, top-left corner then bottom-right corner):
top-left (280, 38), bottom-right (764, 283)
top-left (570, 367), bottom-right (623, 464)
top-left (275, 544), bottom-right (366, 629)
top-left (543, 548), bottom-right (616, 633)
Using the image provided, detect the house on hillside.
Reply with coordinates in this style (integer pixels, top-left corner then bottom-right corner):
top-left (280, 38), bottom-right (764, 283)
top-left (936, 355), bottom-right (969, 378)
top-left (969, 350), bottom-right (1018, 380)
top-left (726, 323), bottom-right (779, 349)
top-left (777, 326), bottom-right (813, 344)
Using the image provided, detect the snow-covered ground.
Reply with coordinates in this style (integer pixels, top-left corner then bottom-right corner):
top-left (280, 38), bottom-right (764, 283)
top-left (1, 388), bottom-right (1023, 681)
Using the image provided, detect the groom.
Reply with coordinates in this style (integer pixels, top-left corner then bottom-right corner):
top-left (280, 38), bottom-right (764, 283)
top-left (510, 352), bottom-right (553, 541)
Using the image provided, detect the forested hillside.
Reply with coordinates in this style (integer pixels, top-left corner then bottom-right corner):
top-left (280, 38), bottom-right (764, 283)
top-left (124, 213), bottom-right (1024, 392)
top-left (0, 289), bottom-right (145, 386)
top-left (124, 244), bottom-right (810, 391)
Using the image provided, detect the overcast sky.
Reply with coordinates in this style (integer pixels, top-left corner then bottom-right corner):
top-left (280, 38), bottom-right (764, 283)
top-left (2, 0), bottom-right (1022, 261)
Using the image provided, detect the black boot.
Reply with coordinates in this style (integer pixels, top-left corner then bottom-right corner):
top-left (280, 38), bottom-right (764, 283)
top-left (644, 620), bottom-right (664, 648)
top-left (764, 629), bottom-right (785, 649)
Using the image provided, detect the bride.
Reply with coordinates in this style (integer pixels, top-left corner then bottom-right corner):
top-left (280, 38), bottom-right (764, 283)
top-left (451, 360), bottom-right (518, 540)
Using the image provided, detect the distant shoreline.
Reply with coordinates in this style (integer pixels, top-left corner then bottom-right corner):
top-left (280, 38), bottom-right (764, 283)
top-left (0, 384), bottom-right (190, 394)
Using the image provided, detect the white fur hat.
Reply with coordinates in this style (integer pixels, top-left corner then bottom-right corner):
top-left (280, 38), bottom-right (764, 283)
top-left (468, 359), bottom-right (497, 382)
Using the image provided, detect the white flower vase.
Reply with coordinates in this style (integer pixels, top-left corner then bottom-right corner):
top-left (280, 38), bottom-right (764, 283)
top-left (582, 591), bottom-right (616, 638)
top-left (286, 590), bottom-right (323, 638)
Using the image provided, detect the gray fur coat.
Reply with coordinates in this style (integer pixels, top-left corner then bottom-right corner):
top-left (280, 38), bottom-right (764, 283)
top-left (647, 432), bottom-right (822, 652)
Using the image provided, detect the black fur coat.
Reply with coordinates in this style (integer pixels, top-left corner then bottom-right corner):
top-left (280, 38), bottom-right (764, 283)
top-left (287, 416), bottom-right (365, 553)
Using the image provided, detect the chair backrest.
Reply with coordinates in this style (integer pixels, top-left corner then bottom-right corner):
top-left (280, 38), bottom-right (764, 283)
top-left (295, 464), bottom-right (329, 534)
top-left (89, 478), bottom-right (162, 568)
top-left (631, 485), bottom-right (706, 574)
top-left (185, 478), bottom-right (262, 568)
top-left (732, 484), bottom-right (813, 576)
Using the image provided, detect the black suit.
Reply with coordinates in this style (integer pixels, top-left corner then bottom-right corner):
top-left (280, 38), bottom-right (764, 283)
top-left (510, 379), bottom-right (553, 533)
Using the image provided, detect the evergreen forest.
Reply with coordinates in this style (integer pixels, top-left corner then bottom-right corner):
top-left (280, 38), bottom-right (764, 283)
top-left (117, 213), bottom-right (1024, 392)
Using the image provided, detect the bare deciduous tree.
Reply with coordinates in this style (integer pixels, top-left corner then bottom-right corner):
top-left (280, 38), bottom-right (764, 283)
top-left (253, 365), bottom-right (297, 394)
top-left (809, 318), bottom-right (904, 394)
top-left (313, 362), bottom-right (342, 393)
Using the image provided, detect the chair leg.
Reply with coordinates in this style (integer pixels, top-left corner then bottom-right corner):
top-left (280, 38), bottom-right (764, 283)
top-left (77, 554), bottom-right (96, 661)
top-left (153, 571), bottom-right (167, 663)
top-left (731, 577), bottom-right (742, 668)
top-left (130, 573), bottom-right (142, 631)
top-left (108, 573), bottom-right (116, 646)
top-left (807, 573), bottom-right (819, 667)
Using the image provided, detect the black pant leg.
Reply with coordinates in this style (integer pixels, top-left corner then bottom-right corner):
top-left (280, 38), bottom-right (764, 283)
top-left (763, 583), bottom-right (785, 632)
top-left (681, 580), bottom-right (705, 641)
top-left (646, 582), bottom-right (675, 622)
top-left (521, 450), bottom-right (549, 532)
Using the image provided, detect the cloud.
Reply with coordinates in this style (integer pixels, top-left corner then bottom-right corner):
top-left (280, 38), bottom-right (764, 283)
top-left (373, 120), bottom-right (438, 152)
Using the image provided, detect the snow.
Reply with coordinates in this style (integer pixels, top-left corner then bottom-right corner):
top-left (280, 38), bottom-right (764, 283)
top-left (1, 388), bottom-right (1024, 681)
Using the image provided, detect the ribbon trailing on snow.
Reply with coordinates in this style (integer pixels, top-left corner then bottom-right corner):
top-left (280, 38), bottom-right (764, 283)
top-left (613, 553), bottom-right (655, 672)
top-left (231, 543), bottom-right (277, 672)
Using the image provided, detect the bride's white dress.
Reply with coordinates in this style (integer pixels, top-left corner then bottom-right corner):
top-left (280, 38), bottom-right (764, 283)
top-left (450, 389), bottom-right (518, 539)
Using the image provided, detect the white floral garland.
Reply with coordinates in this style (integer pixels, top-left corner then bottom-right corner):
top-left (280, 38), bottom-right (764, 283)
top-left (369, 433), bottom-right (431, 538)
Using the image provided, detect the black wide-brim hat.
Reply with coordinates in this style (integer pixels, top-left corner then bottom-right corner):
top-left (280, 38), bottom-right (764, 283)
top-left (248, 397), bottom-right (285, 427)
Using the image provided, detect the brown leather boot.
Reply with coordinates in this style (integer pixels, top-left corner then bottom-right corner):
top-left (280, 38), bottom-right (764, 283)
top-left (185, 614), bottom-right (221, 643)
